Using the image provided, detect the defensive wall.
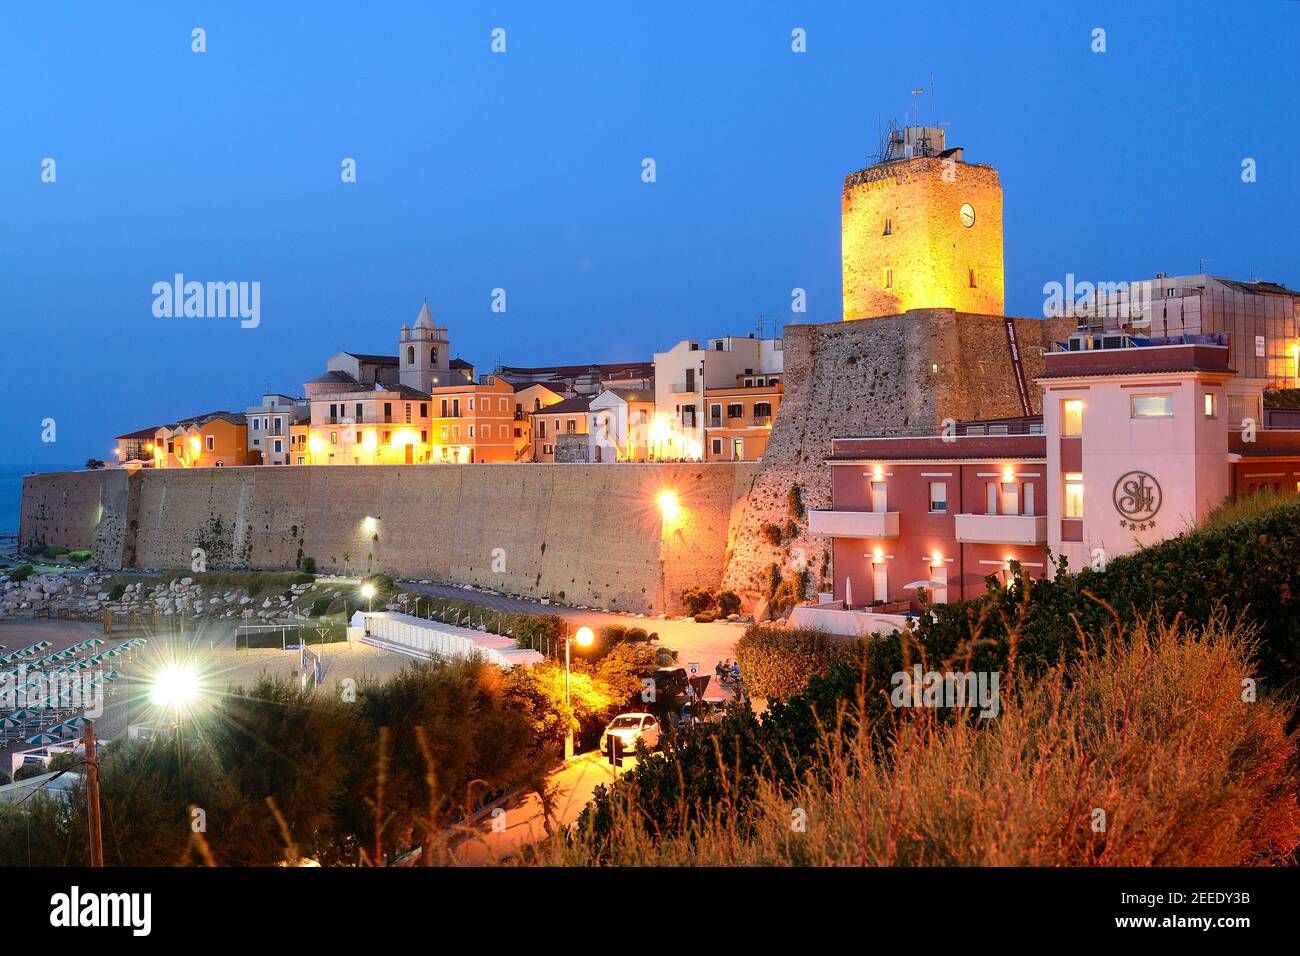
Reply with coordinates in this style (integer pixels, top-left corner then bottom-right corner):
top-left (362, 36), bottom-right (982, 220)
top-left (20, 462), bottom-right (759, 616)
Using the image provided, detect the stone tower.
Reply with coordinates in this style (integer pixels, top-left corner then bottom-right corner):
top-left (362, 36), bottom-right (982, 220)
top-left (842, 126), bottom-right (1005, 321)
top-left (399, 301), bottom-right (451, 393)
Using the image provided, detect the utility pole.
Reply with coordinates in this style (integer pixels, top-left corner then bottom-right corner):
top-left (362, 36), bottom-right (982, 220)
top-left (85, 721), bottom-right (104, 867)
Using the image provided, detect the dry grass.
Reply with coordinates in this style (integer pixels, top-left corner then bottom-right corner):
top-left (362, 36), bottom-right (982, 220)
top-left (520, 613), bottom-right (1299, 866)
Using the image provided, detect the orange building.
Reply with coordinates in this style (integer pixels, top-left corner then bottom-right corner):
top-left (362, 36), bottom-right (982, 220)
top-left (531, 396), bottom-right (591, 462)
top-left (513, 382), bottom-right (566, 461)
top-left (430, 374), bottom-right (516, 463)
top-left (151, 412), bottom-right (249, 468)
top-left (703, 374), bottom-right (782, 461)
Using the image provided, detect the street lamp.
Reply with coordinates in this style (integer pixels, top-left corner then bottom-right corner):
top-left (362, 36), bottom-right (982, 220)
top-left (564, 625), bottom-right (594, 760)
top-left (360, 582), bottom-right (377, 613)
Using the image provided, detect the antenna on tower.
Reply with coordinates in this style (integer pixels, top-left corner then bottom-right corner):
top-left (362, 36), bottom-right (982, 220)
top-left (1199, 257), bottom-right (1214, 275)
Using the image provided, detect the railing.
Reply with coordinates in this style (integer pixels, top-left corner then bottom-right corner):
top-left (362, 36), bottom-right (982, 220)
top-left (670, 383), bottom-right (697, 393)
top-left (752, 415), bottom-right (772, 426)
top-left (707, 417), bottom-right (723, 428)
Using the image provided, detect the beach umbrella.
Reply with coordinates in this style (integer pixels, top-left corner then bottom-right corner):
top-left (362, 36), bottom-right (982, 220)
top-left (63, 716), bottom-right (90, 729)
top-left (88, 638), bottom-right (104, 646)
top-left (1, 716), bottom-right (23, 728)
top-left (25, 732), bottom-right (60, 745)
top-left (844, 576), bottom-right (854, 608)
top-left (36, 641), bottom-right (52, 649)
top-left (105, 670), bottom-right (120, 682)
top-left (11, 710), bottom-right (40, 720)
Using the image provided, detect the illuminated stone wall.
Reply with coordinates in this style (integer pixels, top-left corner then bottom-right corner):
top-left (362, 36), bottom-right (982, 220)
top-left (842, 158), bottom-right (1005, 321)
top-left (20, 462), bottom-right (758, 615)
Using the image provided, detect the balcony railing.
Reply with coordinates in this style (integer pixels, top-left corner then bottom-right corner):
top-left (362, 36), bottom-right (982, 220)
top-left (752, 414), bottom-right (772, 426)
top-left (808, 509), bottom-right (900, 538)
top-left (953, 513), bottom-right (1048, 546)
top-left (670, 382), bottom-right (697, 393)
top-left (707, 416), bottom-right (723, 428)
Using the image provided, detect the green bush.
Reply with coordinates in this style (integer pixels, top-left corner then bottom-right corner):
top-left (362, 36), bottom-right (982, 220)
top-left (625, 627), bottom-right (650, 643)
top-left (310, 597), bottom-right (332, 618)
top-left (108, 583), bottom-right (126, 602)
top-left (716, 590), bottom-right (741, 617)
top-left (68, 550), bottom-right (92, 563)
top-left (736, 625), bottom-right (862, 700)
top-left (8, 565), bottom-right (33, 583)
top-left (289, 572), bottom-right (314, 585)
top-left (680, 585), bottom-right (715, 616)
top-left (301, 557), bottom-right (317, 574)
top-left (694, 610), bottom-right (719, 623)
top-left (25, 542), bottom-right (48, 558)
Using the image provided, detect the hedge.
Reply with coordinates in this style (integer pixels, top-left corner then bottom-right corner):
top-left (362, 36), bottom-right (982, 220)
top-left (735, 626), bottom-right (864, 700)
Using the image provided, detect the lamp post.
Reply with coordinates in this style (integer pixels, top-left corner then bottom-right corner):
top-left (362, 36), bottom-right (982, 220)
top-left (361, 582), bottom-right (377, 614)
top-left (564, 625), bottom-right (594, 760)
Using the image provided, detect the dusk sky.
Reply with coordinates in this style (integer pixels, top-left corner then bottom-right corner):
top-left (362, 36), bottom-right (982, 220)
top-left (3, 0), bottom-right (1297, 465)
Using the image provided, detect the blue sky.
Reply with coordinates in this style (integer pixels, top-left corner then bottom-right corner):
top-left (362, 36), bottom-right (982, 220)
top-left (2, 0), bottom-right (1297, 465)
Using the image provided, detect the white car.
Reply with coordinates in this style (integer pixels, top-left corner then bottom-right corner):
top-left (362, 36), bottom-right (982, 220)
top-left (601, 712), bottom-right (661, 755)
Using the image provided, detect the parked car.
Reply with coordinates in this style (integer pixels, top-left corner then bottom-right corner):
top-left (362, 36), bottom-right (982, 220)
top-left (601, 712), bottom-right (662, 755)
top-left (651, 667), bottom-right (688, 699)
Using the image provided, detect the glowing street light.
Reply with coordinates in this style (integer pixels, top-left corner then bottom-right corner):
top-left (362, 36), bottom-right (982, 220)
top-left (564, 625), bottom-right (596, 760)
top-left (360, 582), bottom-right (377, 612)
top-left (658, 491), bottom-right (679, 521)
top-left (149, 664), bottom-right (199, 713)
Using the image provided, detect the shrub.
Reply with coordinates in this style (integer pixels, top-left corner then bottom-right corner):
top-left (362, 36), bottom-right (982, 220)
top-left (736, 625), bottom-right (861, 700)
top-left (787, 485), bottom-right (805, 521)
top-left (716, 590), bottom-right (741, 617)
top-left (289, 572), bottom-right (314, 585)
top-left (8, 565), bottom-right (33, 583)
top-left (45, 546), bottom-right (69, 558)
top-left (68, 550), bottom-right (92, 563)
top-left (108, 583), bottom-right (126, 602)
top-left (680, 584), bottom-right (715, 616)
top-left (762, 523), bottom-right (783, 547)
top-left (310, 597), bottom-right (332, 618)
top-left (762, 563), bottom-right (782, 603)
top-left (625, 627), bottom-right (650, 643)
top-left (694, 610), bottom-right (719, 624)
top-left (14, 763), bottom-right (47, 781)
top-left (301, 557), bottom-right (317, 574)
top-left (782, 519), bottom-right (799, 542)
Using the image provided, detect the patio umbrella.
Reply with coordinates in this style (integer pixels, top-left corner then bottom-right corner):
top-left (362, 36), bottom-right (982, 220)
top-left (1, 716), bottom-right (24, 728)
top-left (36, 641), bottom-right (52, 649)
top-left (844, 576), bottom-right (854, 608)
top-left (902, 579), bottom-right (947, 591)
top-left (88, 638), bottom-right (105, 646)
top-left (26, 732), bottom-right (61, 745)
top-left (11, 710), bottom-right (40, 720)
top-left (63, 716), bottom-right (91, 729)
top-left (105, 670), bottom-right (120, 682)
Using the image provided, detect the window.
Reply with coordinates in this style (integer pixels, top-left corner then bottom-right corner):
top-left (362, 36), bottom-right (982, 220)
top-left (883, 217), bottom-right (893, 236)
top-left (754, 402), bottom-right (772, 418)
top-left (431, 347), bottom-right (438, 364)
top-left (407, 346), bottom-right (415, 364)
top-left (420, 430), bottom-right (428, 442)
top-left (1203, 392), bottom-right (1216, 418)
top-left (872, 564), bottom-right (888, 604)
top-left (711, 438), bottom-right (722, 455)
top-left (727, 403), bottom-right (743, 419)
top-left (419, 403), bottom-right (428, 417)
top-left (929, 482), bottom-right (947, 513)
top-left (884, 268), bottom-right (893, 289)
top-left (273, 439), bottom-right (282, 453)
top-left (1000, 482), bottom-right (1019, 515)
top-left (968, 268), bottom-right (977, 289)
top-left (1023, 483), bottom-right (1035, 515)
top-left (1131, 394), bottom-right (1173, 419)
top-left (469, 398), bottom-right (475, 411)
top-left (1064, 473), bottom-right (1084, 518)
top-left (870, 481), bottom-right (888, 513)
top-left (986, 482), bottom-right (998, 514)
top-left (1061, 399), bottom-right (1083, 436)
top-left (930, 565), bottom-right (948, 604)
top-left (205, 435), bottom-right (215, 451)
top-left (468, 426), bottom-right (475, 438)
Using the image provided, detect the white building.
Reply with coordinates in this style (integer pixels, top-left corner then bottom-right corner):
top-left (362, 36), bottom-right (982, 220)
top-left (652, 335), bottom-right (783, 459)
top-left (245, 393), bottom-right (309, 466)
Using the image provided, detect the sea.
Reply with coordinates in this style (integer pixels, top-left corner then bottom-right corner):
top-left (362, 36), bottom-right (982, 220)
top-left (0, 464), bottom-right (77, 536)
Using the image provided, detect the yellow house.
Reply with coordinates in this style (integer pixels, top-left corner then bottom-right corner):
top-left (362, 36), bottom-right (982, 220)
top-left (152, 412), bottom-right (249, 468)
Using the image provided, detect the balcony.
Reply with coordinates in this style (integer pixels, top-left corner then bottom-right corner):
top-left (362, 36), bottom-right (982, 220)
top-left (953, 513), bottom-right (1048, 546)
top-left (707, 416), bottom-right (723, 428)
top-left (670, 382), bottom-right (697, 393)
top-left (808, 509), bottom-right (899, 538)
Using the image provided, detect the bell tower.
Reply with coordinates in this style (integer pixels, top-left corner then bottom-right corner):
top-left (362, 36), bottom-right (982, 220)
top-left (842, 125), bottom-right (1005, 321)
top-left (399, 301), bottom-right (451, 393)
